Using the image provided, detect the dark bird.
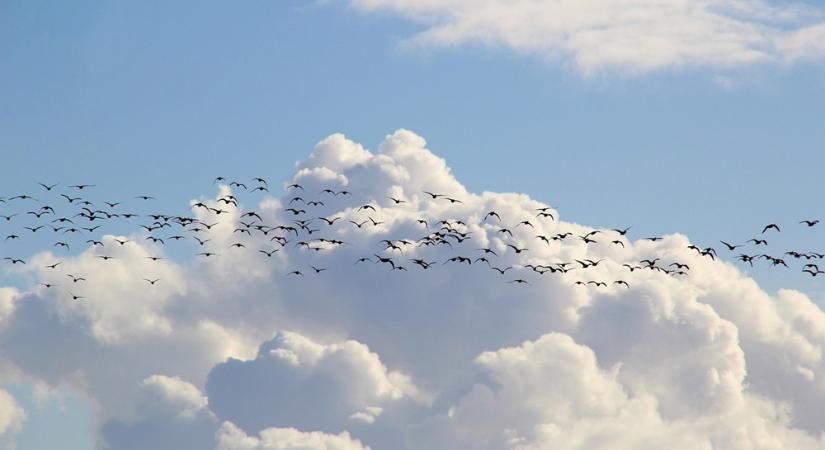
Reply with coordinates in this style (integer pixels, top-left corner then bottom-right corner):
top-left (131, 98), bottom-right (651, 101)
top-left (508, 279), bottom-right (530, 285)
top-left (747, 238), bottom-right (768, 246)
top-left (286, 270), bottom-right (304, 277)
top-left (800, 220), bottom-right (819, 227)
top-left (197, 252), bottom-right (218, 258)
top-left (38, 182), bottom-right (59, 191)
top-left (67, 274), bottom-right (85, 283)
top-left (612, 226), bottom-right (631, 236)
top-left (135, 195), bottom-right (155, 200)
top-left (483, 211), bottom-right (501, 221)
top-left (423, 191), bottom-right (444, 199)
top-left (318, 216), bottom-right (341, 225)
top-left (719, 241), bottom-right (743, 251)
top-left (144, 278), bottom-right (160, 285)
top-left (506, 244), bottom-right (528, 254)
top-left (309, 265), bottom-right (327, 274)
top-left (762, 223), bottom-right (781, 233)
top-left (387, 197), bottom-right (406, 204)
top-left (259, 249), bottom-right (279, 257)
top-left (611, 240), bottom-right (625, 247)
top-left (69, 184), bottom-right (95, 190)
top-left (614, 280), bottom-right (630, 287)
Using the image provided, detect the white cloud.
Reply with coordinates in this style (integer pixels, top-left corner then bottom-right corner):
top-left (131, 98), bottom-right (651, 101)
top-left (216, 421), bottom-right (370, 450)
top-left (0, 388), bottom-right (25, 436)
top-left (343, 0), bottom-right (825, 74)
top-left (206, 331), bottom-right (427, 434)
top-left (141, 374), bottom-right (209, 420)
top-left (1, 129), bottom-right (825, 449)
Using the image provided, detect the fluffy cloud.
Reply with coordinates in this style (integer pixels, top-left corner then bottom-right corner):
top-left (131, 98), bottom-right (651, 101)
top-left (343, 0), bottom-right (825, 74)
top-left (216, 421), bottom-right (369, 450)
top-left (206, 331), bottom-right (427, 434)
top-left (1, 129), bottom-right (825, 449)
top-left (0, 388), bottom-right (25, 436)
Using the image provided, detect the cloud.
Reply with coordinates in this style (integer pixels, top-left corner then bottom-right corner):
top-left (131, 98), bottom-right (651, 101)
top-left (141, 374), bottom-right (210, 420)
top-left (0, 388), bottom-right (25, 436)
top-left (343, 0), bottom-right (825, 74)
top-left (216, 421), bottom-right (369, 450)
top-left (1, 130), bottom-right (825, 448)
top-left (206, 331), bottom-right (428, 435)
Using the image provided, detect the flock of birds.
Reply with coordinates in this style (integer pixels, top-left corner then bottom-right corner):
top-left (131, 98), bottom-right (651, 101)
top-left (0, 178), bottom-right (822, 301)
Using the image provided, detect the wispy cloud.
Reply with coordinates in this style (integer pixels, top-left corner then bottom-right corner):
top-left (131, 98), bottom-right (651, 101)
top-left (344, 0), bottom-right (825, 74)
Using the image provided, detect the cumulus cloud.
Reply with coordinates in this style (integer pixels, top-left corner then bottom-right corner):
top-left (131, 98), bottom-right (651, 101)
top-left (206, 331), bottom-right (427, 434)
top-left (0, 388), bottom-right (25, 436)
top-left (216, 421), bottom-right (369, 450)
top-left (343, 0), bottom-right (825, 74)
top-left (1, 129), bottom-right (825, 449)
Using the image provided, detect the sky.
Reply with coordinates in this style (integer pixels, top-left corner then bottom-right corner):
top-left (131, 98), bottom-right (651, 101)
top-left (1, 1), bottom-right (825, 449)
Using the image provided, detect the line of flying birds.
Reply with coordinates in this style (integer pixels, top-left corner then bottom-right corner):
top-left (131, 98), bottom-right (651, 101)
top-left (1, 178), bottom-right (822, 301)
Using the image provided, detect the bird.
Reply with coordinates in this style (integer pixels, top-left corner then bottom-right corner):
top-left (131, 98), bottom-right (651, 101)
top-left (720, 241), bottom-right (743, 251)
top-left (38, 182), bottom-right (59, 191)
top-left (508, 279), bottom-right (530, 285)
top-left (762, 223), bottom-right (781, 233)
top-left (800, 220), bottom-right (819, 227)
top-left (484, 211), bottom-right (501, 221)
top-left (612, 226), bottom-right (631, 235)
top-left (614, 280), bottom-right (630, 287)
top-left (506, 244), bottom-right (528, 254)
top-left (259, 249), bottom-right (279, 257)
top-left (143, 278), bottom-right (160, 285)
top-left (387, 196), bottom-right (406, 204)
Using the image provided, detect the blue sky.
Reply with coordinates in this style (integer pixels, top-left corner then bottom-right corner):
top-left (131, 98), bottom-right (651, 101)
top-left (2, 1), bottom-right (825, 448)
